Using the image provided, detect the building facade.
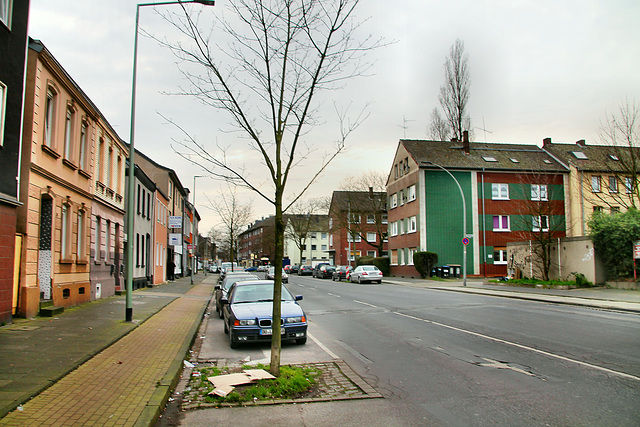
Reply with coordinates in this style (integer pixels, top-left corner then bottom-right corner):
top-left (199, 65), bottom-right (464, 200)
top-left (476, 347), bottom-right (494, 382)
top-left (284, 214), bottom-right (330, 267)
top-left (387, 133), bottom-right (567, 278)
top-left (0, 0), bottom-right (30, 323)
top-left (153, 188), bottom-right (169, 285)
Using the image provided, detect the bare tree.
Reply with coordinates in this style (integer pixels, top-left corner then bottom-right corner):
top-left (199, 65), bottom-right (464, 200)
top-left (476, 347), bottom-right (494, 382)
top-left (429, 39), bottom-right (472, 141)
top-left (595, 99), bottom-right (640, 209)
top-left (206, 185), bottom-right (252, 268)
top-left (156, 0), bottom-right (381, 375)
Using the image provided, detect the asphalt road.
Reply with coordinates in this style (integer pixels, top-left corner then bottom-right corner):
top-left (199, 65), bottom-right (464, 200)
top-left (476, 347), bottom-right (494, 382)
top-left (183, 274), bottom-right (640, 426)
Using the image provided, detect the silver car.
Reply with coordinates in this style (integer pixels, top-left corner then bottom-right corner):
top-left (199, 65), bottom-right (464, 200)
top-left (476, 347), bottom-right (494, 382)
top-left (266, 267), bottom-right (288, 283)
top-left (349, 265), bottom-right (383, 284)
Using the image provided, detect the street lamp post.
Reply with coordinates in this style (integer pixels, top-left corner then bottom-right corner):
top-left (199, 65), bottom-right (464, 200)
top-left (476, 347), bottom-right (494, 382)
top-left (125, 0), bottom-right (215, 322)
top-left (191, 175), bottom-right (204, 284)
top-left (422, 161), bottom-right (467, 286)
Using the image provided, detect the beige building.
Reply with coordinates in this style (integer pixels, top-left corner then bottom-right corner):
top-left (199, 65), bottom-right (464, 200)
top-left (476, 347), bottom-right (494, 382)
top-left (543, 138), bottom-right (640, 236)
top-left (17, 39), bottom-right (96, 316)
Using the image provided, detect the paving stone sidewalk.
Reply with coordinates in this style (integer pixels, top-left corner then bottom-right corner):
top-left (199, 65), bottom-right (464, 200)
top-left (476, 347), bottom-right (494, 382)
top-left (0, 278), bottom-right (213, 426)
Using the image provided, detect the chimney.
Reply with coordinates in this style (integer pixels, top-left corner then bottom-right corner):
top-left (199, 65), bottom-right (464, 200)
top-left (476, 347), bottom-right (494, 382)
top-left (462, 130), bottom-right (470, 154)
top-left (369, 186), bottom-right (374, 199)
top-left (542, 137), bottom-right (552, 148)
top-left (576, 139), bottom-right (586, 147)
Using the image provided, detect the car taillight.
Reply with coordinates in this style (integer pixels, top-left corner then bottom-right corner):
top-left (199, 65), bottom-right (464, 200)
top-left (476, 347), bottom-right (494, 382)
top-left (362, 272), bottom-right (368, 275)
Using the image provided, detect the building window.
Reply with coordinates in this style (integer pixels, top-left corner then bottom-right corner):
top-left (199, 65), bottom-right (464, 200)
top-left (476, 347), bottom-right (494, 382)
top-left (329, 235), bottom-right (333, 246)
top-left (367, 250), bottom-right (376, 257)
top-left (493, 248), bottom-right (508, 265)
top-left (593, 206), bottom-right (603, 213)
top-left (491, 183), bottom-right (509, 200)
top-left (408, 216), bottom-right (417, 233)
top-left (311, 232), bottom-right (317, 239)
top-left (407, 185), bottom-right (416, 202)
top-left (347, 233), bottom-right (361, 243)
top-left (0, 0), bottom-right (12, 28)
top-left (329, 217), bottom-right (333, 229)
top-left (404, 157), bottom-right (409, 174)
top-left (611, 206), bottom-right (620, 214)
top-left (64, 107), bottom-right (75, 161)
top-left (116, 156), bottom-right (123, 194)
top-left (625, 177), bottom-right (634, 194)
top-left (311, 244), bottom-right (317, 251)
top-left (105, 220), bottom-right (111, 262)
top-left (61, 203), bottom-right (71, 260)
top-left (398, 248), bottom-right (403, 265)
top-left (106, 146), bottom-right (112, 188)
top-left (399, 189), bottom-right (405, 206)
top-left (408, 248), bottom-right (416, 265)
top-left (532, 215), bottom-right (549, 232)
top-left (79, 120), bottom-right (88, 170)
top-left (95, 217), bottom-right (102, 261)
top-left (389, 221), bottom-right (398, 237)
top-left (147, 192), bottom-right (151, 219)
top-left (367, 214), bottom-right (375, 224)
top-left (531, 184), bottom-right (548, 201)
top-left (137, 184), bottom-right (141, 214)
top-left (350, 214), bottom-right (360, 224)
top-left (390, 193), bottom-right (398, 208)
top-left (591, 176), bottom-right (601, 193)
top-left (321, 232), bottom-right (327, 239)
top-left (394, 164), bottom-right (398, 180)
top-left (44, 87), bottom-right (58, 148)
top-left (367, 232), bottom-right (376, 242)
top-left (609, 176), bottom-right (618, 193)
top-left (0, 81), bottom-right (6, 147)
top-left (321, 244), bottom-right (327, 251)
top-left (493, 215), bottom-right (510, 231)
top-left (381, 214), bottom-right (388, 224)
top-left (348, 250), bottom-right (361, 261)
top-left (136, 233), bottom-right (140, 267)
top-left (77, 209), bottom-right (86, 261)
top-left (141, 189), bottom-right (146, 217)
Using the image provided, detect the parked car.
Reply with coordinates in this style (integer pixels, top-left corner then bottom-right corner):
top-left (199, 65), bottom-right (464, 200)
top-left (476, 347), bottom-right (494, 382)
top-left (257, 265), bottom-right (268, 272)
top-left (219, 270), bottom-right (254, 284)
top-left (221, 280), bottom-right (307, 348)
top-left (289, 265), bottom-right (299, 274)
top-left (313, 264), bottom-right (336, 279)
top-left (332, 265), bottom-right (351, 281)
top-left (298, 265), bottom-right (314, 276)
top-left (208, 264), bottom-right (219, 273)
top-left (215, 274), bottom-right (259, 318)
top-left (349, 265), bottom-right (383, 284)
top-left (266, 267), bottom-right (288, 283)
top-left (244, 266), bottom-right (258, 272)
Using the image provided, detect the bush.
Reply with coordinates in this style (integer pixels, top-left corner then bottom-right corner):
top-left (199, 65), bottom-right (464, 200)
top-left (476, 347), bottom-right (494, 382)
top-left (413, 251), bottom-right (438, 279)
top-left (589, 208), bottom-right (640, 279)
top-left (355, 256), bottom-right (375, 267)
top-left (373, 257), bottom-right (390, 276)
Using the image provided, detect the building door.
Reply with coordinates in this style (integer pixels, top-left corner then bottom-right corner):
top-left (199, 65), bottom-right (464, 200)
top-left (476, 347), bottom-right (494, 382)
top-left (38, 197), bottom-right (53, 300)
top-left (114, 223), bottom-right (121, 288)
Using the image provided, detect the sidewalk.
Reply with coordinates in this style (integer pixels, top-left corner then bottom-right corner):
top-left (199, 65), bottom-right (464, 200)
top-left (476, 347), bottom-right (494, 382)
top-left (383, 276), bottom-right (640, 313)
top-left (0, 274), bottom-right (215, 426)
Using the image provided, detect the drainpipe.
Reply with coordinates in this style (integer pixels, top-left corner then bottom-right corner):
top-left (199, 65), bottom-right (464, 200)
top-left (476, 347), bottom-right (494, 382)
top-left (558, 237), bottom-right (562, 279)
top-left (481, 168), bottom-right (486, 276)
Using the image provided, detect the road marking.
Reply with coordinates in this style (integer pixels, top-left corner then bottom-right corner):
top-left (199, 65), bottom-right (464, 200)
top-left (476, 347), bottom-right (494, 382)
top-left (327, 293), bottom-right (341, 297)
top-left (354, 300), bottom-right (378, 308)
top-left (478, 358), bottom-right (535, 376)
top-left (395, 311), bottom-right (640, 382)
top-left (308, 332), bottom-right (340, 359)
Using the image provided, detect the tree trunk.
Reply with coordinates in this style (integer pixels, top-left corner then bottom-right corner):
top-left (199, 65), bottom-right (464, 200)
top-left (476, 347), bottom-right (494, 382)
top-left (270, 189), bottom-right (284, 376)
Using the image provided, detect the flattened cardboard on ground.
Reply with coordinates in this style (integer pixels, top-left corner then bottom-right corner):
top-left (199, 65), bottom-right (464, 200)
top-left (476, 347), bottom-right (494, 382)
top-left (207, 369), bottom-right (276, 396)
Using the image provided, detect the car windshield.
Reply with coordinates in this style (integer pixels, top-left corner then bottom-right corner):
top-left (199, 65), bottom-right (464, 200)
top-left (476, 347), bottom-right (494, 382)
top-left (222, 275), bottom-right (257, 290)
top-left (232, 284), bottom-right (295, 304)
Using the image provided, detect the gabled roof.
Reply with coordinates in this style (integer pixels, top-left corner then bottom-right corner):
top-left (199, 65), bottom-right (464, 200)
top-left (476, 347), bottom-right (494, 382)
top-left (543, 139), bottom-right (640, 173)
top-left (330, 190), bottom-right (387, 212)
top-left (401, 139), bottom-right (566, 173)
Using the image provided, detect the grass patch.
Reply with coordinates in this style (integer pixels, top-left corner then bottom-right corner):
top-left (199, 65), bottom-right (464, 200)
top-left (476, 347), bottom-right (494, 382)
top-left (190, 363), bottom-right (321, 405)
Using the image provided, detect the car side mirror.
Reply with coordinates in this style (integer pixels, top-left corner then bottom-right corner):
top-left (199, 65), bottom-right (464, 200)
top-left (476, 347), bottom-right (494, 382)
top-left (295, 295), bottom-right (303, 301)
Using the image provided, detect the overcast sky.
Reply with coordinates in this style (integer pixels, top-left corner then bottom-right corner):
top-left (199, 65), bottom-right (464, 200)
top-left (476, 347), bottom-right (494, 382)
top-left (29, 0), bottom-right (640, 233)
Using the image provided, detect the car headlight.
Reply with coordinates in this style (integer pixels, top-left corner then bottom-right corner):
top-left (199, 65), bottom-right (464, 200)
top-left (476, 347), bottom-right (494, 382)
top-left (238, 319), bottom-right (256, 326)
top-left (285, 316), bottom-right (305, 323)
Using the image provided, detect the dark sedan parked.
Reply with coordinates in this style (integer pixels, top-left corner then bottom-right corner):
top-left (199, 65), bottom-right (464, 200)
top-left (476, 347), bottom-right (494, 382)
top-left (215, 274), bottom-right (259, 318)
top-left (313, 264), bottom-right (335, 279)
top-left (297, 265), bottom-right (314, 276)
top-left (221, 280), bottom-right (308, 348)
top-left (332, 265), bottom-right (352, 281)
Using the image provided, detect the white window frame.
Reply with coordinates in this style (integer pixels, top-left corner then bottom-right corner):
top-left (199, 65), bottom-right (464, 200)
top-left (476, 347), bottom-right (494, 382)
top-left (44, 87), bottom-right (57, 148)
top-left (625, 177), bottom-right (633, 194)
top-left (0, 0), bottom-right (12, 29)
top-left (531, 184), bottom-right (548, 201)
top-left (532, 215), bottom-right (549, 232)
top-left (64, 107), bottom-right (74, 161)
top-left (591, 176), bottom-right (601, 193)
top-left (381, 214), bottom-right (388, 224)
top-left (408, 248), bottom-right (416, 265)
top-left (77, 209), bottom-right (86, 261)
top-left (389, 221), bottom-right (398, 237)
top-left (492, 183), bottom-right (509, 200)
top-left (408, 185), bottom-right (416, 202)
top-left (493, 248), bottom-right (508, 265)
top-left (0, 81), bottom-right (6, 147)
top-left (399, 189), bottom-right (405, 206)
top-left (61, 203), bottom-right (70, 260)
top-left (390, 193), bottom-right (398, 208)
top-left (347, 233), bottom-right (361, 243)
top-left (367, 214), bottom-right (375, 224)
top-left (367, 250), bottom-right (376, 257)
top-left (366, 232), bottom-right (377, 242)
top-left (609, 176), bottom-right (618, 193)
top-left (493, 215), bottom-right (510, 232)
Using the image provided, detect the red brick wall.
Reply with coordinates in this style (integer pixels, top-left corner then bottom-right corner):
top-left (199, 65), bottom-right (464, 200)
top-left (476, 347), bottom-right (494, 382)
top-left (0, 204), bottom-right (17, 324)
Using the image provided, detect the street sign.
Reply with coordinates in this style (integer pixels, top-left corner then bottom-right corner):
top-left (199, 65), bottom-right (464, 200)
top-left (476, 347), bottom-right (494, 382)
top-left (169, 216), bottom-right (182, 228)
top-left (169, 233), bottom-right (181, 246)
top-left (634, 240), bottom-right (640, 259)
top-left (462, 237), bottom-right (470, 246)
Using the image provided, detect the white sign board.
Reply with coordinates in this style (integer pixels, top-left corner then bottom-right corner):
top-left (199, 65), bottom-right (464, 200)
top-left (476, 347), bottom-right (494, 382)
top-left (169, 233), bottom-right (182, 246)
top-left (169, 216), bottom-right (182, 228)
top-left (634, 240), bottom-right (640, 259)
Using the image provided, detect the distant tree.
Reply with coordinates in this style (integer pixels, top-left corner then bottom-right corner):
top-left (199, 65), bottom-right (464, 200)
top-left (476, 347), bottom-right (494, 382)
top-left (285, 199), bottom-right (326, 266)
top-left (592, 99), bottom-right (640, 210)
top-left (206, 185), bottom-right (252, 266)
top-left (428, 39), bottom-right (472, 141)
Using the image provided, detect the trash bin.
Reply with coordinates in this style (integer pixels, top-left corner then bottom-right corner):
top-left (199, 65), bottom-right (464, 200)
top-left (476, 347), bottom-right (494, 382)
top-left (441, 266), bottom-right (450, 278)
top-left (447, 264), bottom-right (461, 278)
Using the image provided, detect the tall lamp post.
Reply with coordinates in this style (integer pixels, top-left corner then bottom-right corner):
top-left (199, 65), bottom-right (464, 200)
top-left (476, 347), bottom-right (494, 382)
top-left (422, 161), bottom-right (467, 286)
top-left (125, 0), bottom-right (215, 322)
top-left (191, 175), bottom-right (204, 284)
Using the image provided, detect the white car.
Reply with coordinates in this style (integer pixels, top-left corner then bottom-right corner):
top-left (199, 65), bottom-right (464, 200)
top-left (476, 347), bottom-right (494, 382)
top-left (349, 265), bottom-right (383, 284)
top-left (266, 267), bottom-right (288, 283)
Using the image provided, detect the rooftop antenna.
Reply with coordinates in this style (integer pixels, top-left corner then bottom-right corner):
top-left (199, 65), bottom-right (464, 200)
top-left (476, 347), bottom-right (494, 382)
top-left (476, 116), bottom-right (493, 142)
top-left (398, 115), bottom-right (415, 138)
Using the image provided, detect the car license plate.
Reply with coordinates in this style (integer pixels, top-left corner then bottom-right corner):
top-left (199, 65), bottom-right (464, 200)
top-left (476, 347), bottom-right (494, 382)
top-left (260, 328), bottom-right (285, 335)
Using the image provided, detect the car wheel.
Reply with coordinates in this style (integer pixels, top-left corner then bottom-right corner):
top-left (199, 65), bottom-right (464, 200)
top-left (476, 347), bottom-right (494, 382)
top-left (218, 307), bottom-right (224, 319)
top-left (229, 328), bottom-right (239, 349)
top-left (295, 336), bottom-right (307, 345)
top-left (358, 276), bottom-right (362, 284)
top-left (377, 280), bottom-right (382, 284)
